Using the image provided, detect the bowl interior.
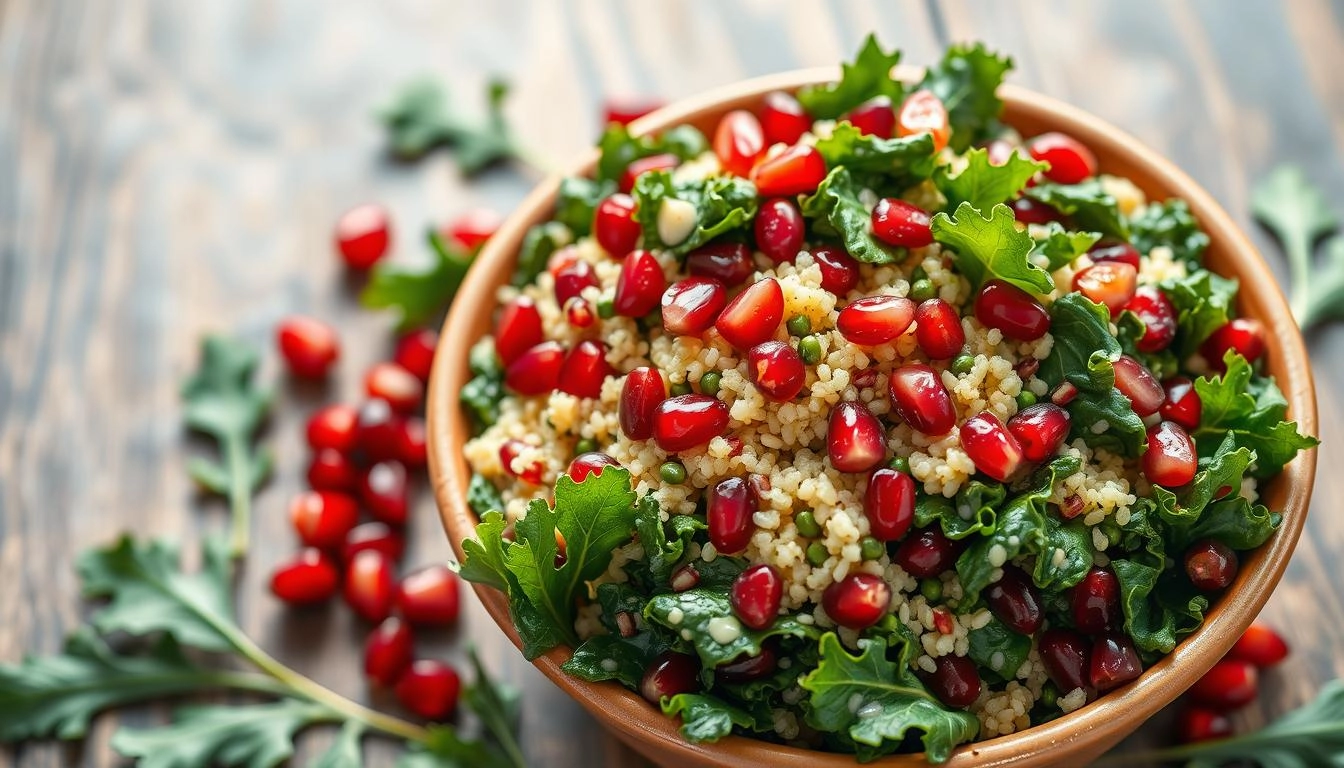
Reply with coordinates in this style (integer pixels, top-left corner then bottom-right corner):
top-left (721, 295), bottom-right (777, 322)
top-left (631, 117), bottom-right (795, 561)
top-left (426, 69), bottom-right (1318, 767)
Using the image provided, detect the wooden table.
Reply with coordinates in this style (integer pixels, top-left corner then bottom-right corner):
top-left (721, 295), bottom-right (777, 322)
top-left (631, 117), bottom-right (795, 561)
top-left (2, 0), bottom-right (1340, 765)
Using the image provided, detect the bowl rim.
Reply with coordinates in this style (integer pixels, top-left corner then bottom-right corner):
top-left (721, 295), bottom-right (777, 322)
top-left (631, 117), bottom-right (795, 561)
top-left (427, 66), bottom-right (1319, 767)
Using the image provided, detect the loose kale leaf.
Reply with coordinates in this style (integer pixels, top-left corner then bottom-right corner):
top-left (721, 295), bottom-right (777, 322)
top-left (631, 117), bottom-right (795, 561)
top-left (935, 147), bottom-right (1045, 212)
top-left (1033, 223), bottom-right (1101, 271)
top-left (801, 633), bottom-right (980, 764)
top-left (632, 171), bottom-right (759, 254)
top-left (466, 473), bottom-right (505, 519)
top-left (1251, 166), bottom-right (1339, 327)
top-left (595, 124), bottom-right (708, 185)
top-left (1193, 352), bottom-right (1318, 478)
top-left (1161, 270), bottom-right (1240, 357)
top-left (1180, 679), bottom-right (1344, 768)
top-left (914, 480), bottom-right (1005, 540)
top-left (1129, 199), bottom-right (1210, 267)
top-left (461, 343), bottom-right (506, 433)
top-left (1026, 181), bottom-right (1130, 241)
top-left (930, 202), bottom-right (1054, 294)
top-left (555, 177), bottom-right (615, 237)
top-left (312, 722), bottom-right (364, 768)
top-left (110, 699), bottom-right (337, 768)
top-left (661, 694), bottom-right (756, 744)
top-left (1111, 555), bottom-right (1209, 655)
top-left (379, 77), bottom-right (523, 174)
top-left (917, 43), bottom-right (1013, 153)
top-left (514, 222), bottom-right (571, 288)
top-left (800, 167), bottom-right (901, 264)
top-left (361, 228), bottom-right (474, 331)
top-left (797, 34), bottom-right (904, 120)
top-left (966, 616), bottom-right (1032, 683)
top-left (1294, 237), bottom-right (1344, 330)
top-left (814, 123), bottom-right (938, 187)
top-left (644, 589), bottom-right (817, 669)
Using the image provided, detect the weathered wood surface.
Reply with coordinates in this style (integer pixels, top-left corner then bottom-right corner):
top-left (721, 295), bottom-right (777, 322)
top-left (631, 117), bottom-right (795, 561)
top-left (1, 0), bottom-right (1341, 765)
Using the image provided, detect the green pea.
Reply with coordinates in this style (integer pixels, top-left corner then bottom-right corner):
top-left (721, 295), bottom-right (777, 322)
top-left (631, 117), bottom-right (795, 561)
top-left (910, 278), bottom-right (936, 303)
top-left (1039, 682), bottom-right (1060, 710)
top-left (670, 381), bottom-right (692, 397)
top-left (596, 298), bottom-right (616, 319)
top-left (1016, 390), bottom-right (1038, 410)
top-left (659, 461), bottom-right (687, 484)
top-left (699, 371), bottom-right (721, 396)
top-left (574, 438), bottom-right (597, 455)
top-left (950, 353), bottom-right (975, 376)
top-left (786, 314), bottom-right (812, 337)
top-left (860, 536), bottom-right (885, 561)
top-left (888, 456), bottom-right (910, 474)
top-left (911, 265), bottom-right (929, 283)
top-left (798, 335), bottom-right (823, 365)
top-left (806, 541), bottom-right (829, 567)
top-left (794, 509), bottom-right (821, 538)
top-left (919, 578), bottom-right (943, 602)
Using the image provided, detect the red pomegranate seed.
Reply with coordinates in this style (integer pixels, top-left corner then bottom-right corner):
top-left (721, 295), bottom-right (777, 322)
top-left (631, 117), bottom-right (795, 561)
top-left (1202, 318), bottom-right (1266, 368)
top-left (1028, 132), bottom-right (1098, 184)
top-left (270, 548), bottom-right (340, 605)
top-left (975, 281), bottom-right (1051, 341)
top-left (1190, 659), bottom-right (1258, 710)
top-left (760, 91), bottom-right (812, 145)
top-left (654, 394), bottom-right (730, 453)
top-left (1230, 623), bottom-right (1290, 668)
top-left (864, 469), bottom-right (916, 541)
top-left (751, 144), bottom-right (826, 197)
top-left (1051, 381), bottom-right (1080, 406)
top-left (619, 367), bottom-right (667, 441)
top-left (923, 655), bottom-right (982, 708)
top-left (747, 473), bottom-right (772, 508)
top-left (1015, 358), bottom-right (1041, 380)
top-left (495, 297), bottom-right (544, 368)
top-left (888, 364), bottom-right (956, 436)
top-left (914, 298), bottom-right (966, 359)
top-left (356, 398), bottom-right (403, 463)
top-left (394, 329), bottom-right (438, 382)
top-left (395, 565), bottom-right (461, 627)
top-left (498, 439), bottom-right (544, 485)
top-left (822, 573), bottom-right (891, 630)
top-left (361, 461), bottom-right (409, 525)
top-left (837, 295), bottom-right (917, 345)
top-left (852, 367), bottom-right (879, 388)
top-left (1073, 262), bottom-right (1138, 315)
top-left (335, 204), bottom-right (391, 270)
top-left (1040, 629), bottom-right (1092, 693)
top-left (1071, 566), bottom-right (1121, 634)
top-left (593, 193), bottom-right (642, 257)
top-left (896, 90), bottom-right (950, 152)
top-left (894, 527), bottom-right (958, 578)
top-left (1161, 377), bottom-right (1203, 430)
top-left (1177, 705), bottom-right (1233, 744)
top-left (640, 652), bottom-right (700, 704)
top-left (748, 341), bottom-right (806, 401)
top-left (554, 259), bottom-right (599, 306)
top-left (565, 297), bottom-right (595, 328)
top-left (1143, 421), bottom-right (1198, 487)
top-left (1124, 286), bottom-right (1178, 353)
top-left (277, 316), bottom-right (340, 379)
top-left (396, 418), bottom-right (427, 469)
top-left (1088, 241), bottom-right (1142, 270)
top-left (670, 564), bottom-right (701, 592)
top-left (620, 153), bottom-right (680, 193)
top-left (306, 404), bottom-right (358, 453)
top-left (364, 617), bottom-right (414, 687)
top-left (716, 277), bottom-right (784, 350)
top-left (546, 246), bottom-right (581, 279)
top-left (344, 549), bottom-right (395, 623)
top-left (717, 645), bottom-right (778, 683)
top-left (1112, 355), bottom-right (1165, 417)
top-left (755, 199), bottom-right (805, 264)
top-left (445, 208), bottom-right (502, 251)
top-left (559, 340), bottom-right (614, 399)
top-left (567, 452), bottom-right (618, 483)
top-left (1007, 403), bottom-right (1071, 462)
top-left (1090, 634), bottom-right (1143, 692)
top-left (707, 477), bottom-right (754, 555)
top-left (603, 97), bottom-right (663, 126)
top-left (1185, 539), bottom-right (1238, 591)
top-left (614, 249), bottom-right (667, 317)
top-left (687, 242), bottom-right (755, 286)
top-left (844, 96), bottom-right (895, 138)
top-left (871, 198), bottom-right (934, 248)
top-left (365, 362), bottom-right (424, 414)
top-left (827, 401), bottom-right (886, 473)
top-left (1010, 196), bottom-right (1062, 225)
top-left (343, 521), bottom-right (406, 563)
top-left (987, 566), bottom-right (1043, 635)
top-left (731, 564), bottom-right (783, 630)
top-left (960, 412), bottom-right (1025, 482)
top-left (812, 245), bottom-right (861, 295)
top-left (1059, 493), bottom-right (1085, 519)
top-left (504, 341), bottom-right (566, 396)
top-left (713, 109), bottom-right (766, 177)
top-left (662, 278), bottom-right (728, 336)
top-left (289, 491), bottom-right (359, 550)
top-left (932, 607), bottom-right (956, 635)
top-left (307, 448), bottom-right (359, 492)
top-left (395, 659), bottom-right (462, 720)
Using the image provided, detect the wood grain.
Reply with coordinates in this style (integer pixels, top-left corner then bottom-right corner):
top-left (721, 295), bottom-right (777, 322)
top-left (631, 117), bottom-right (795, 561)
top-left (0, 0), bottom-right (1339, 765)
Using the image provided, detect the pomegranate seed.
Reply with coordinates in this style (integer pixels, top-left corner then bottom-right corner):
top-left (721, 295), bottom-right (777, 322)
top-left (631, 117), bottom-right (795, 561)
top-left (853, 367), bottom-right (879, 388)
top-left (894, 527), bottom-right (958, 578)
top-left (356, 398), bottom-right (403, 462)
top-left (837, 295), bottom-right (917, 345)
top-left (812, 245), bottom-right (861, 294)
top-left (395, 565), bottom-right (461, 627)
top-left (1121, 286), bottom-right (1178, 353)
top-left (1190, 659), bottom-right (1258, 710)
top-left (1015, 358), bottom-right (1041, 380)
top-left (1161, 377), bottom-right (1203, 430)
top-left (748, 341), bottom-right (806, 401)
top-left (717, 645), bottom-right (778, 683)
top-left (343, 522), bottom-right (406, 563)
top-left (394, 329), bottom-right (438, 382)
top-left (888, 364), bottom-right (956, 435)
top-left (1088, 241), bottom-right (1142, 270)
top-left (365, 362), bottom-right (424, 414)
top-left (708, 477), bottom-right (754, 555)
top-left (1010, 196), bottom-right (1062, 225)
top-left (277, 316), bottom-right (340, 378)
top-left (1073, 262), bottom-right (1138, 315)
top-left (1028, 132), bottom-right (1098, 184)
top-left (987, 566), bottom-right (1043, 635)
top-left (361, 461), bottom-right (409, 525)
top-left (1112, 355), bottom-right (1165, 417)
top-left (1185, 539), bottom-right (1238, 591)
top-left (614, 249), bottom-right (667, 317)
top-left (662, 278), bottom-right (728, 336)
top-left (559, 340), bottom-right (614, 399)
top-left (1090, 634), bottom-right (1143, 692)
top-left (670, 564), bottom-right (701, 592)
top-left (344, 549), bottom-right (394, 622)
top-left (335, 204), bottom-right (391, 269)
top-left (270, 548), bottom-right (340, 604)
top-left (976, 281), bottom-right (1051, 341)
top-left (498, 440), bottom-right (544, 485)
top-left (289, 491), bottom-right (359, 550)
top-left (619, 367), bottom-right (667, 441)
top-left (923, 655), bottom-right (982, 708)
top-left (713, 110), bottom-right (766, 177)
top-left (603, 97), bottom-right (662, 126)
top-left (896, 90), bottom-right (951, 152)
top-left (554, 259), bottom-right (599, 306)
top-left (364, 617), bottom-right (414, 687)
top-left (871, 198), bottom-right (934, 248)
top-left (864, 469), bottom-right (916, 541)
top-left (827, 402), bottom-right (886, 473)
top-left (504, 341), bottom-right (565, 396)
top-left (654, 395), bottom-right (730, 453)
top-left (615, 611), bottom-right (638, 637)
top-left (565, 297), bottom-right (595, 328)
top-left (1059, 493), bottom-right (1086, 519)
top-left (755, 199), bottom-right (805, 264)
top-left (747, 473), bottom-right (772, 506)
top-left (494, 297), bottom-right (544, 367)
top-left (567, 452), bottom-right (618, 483)
top-left (751, 144), bottom-right (826, 197)
top-left (1143, 421), bottom-right (1198, 487)
top-left (593, 193), bottom-right (642, 257)
top-left (1071, 566), bottom-right (1121, 634)
top-left (716, 277), bottom-right (784, 350)
top-left (1202, 318), bottom-right (1266, 368)
top-left (620, 153), bottom-right (680, 193)
top-left (960, 412), bottom-right (1025, 482)
top-left (760, 91), bottom-right (812, 145)
top-left (1051, 381), bottom-right (1080, 406)
top-left (687, 242), bottom-right (755, 286)
top-left (445, 208), bottom-right (502, 251)
top-left (731, 564), bottom-right (784, 630)
top-left (914, 298), bottom-right (966, 359)
top-left (1177, 705), bottom-right (1233, 744)
top-left (306, 404), bottom-right (359, 453)
top-left (932, 607), bottom-right (956, 635)
top-left (640, 652), bottom-right (699, 704)
top-left (395, 659), bottom-right (462, 720)
top-left (1040, 629), bottom-right (1092, 693)
top-left (546, 246), bottom-right (581, 279)
top-left (1007, 403), bottom-right (1071, 462)
top-left (822, 573), bottom-right (891, 630)
top-left (307, 448), bottom-right (359, 492)
top-left (1229, 623), bottom-right (1290, 668)
top-left (844, 96), bottom-right (895, 138)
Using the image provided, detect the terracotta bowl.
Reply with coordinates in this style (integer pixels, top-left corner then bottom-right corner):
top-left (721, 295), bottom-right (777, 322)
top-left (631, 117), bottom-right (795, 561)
top-left (427, 67), bottom-right (1318, 767)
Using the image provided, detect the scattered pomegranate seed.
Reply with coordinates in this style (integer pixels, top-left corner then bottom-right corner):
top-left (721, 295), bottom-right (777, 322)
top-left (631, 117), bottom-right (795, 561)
top-left (960, 412), bottom-right (1025, 482)
top-left (277, 316), bottom-right (340, 379)
top-left (395, 659), bottom-right (462, 720)
top-left (1028, 132), bottom-right (1098, 184)
top-left (893, 527), bottom-right (958, 578)
top-left (1143, 421), bottom-right (1198, 487)
top-left (755, 199), bottom-right (805, 264)
top-left (812, 245), bottom-right (861, 295)
top-left (640, 652), bottom-right (700, 704)
top-left (864, 468), bottom-right (916, 541)
top-left (1124, 286), bottom-right (1178, 353)
top-left (747, 341), bottom-right (806, 401)
top-left (1009, 196), bottom-right (1062, 225)
top-left (1161, 377), bottom-right (1203, 430)
top-left (365, 362), bottom-right (424, 414)
top-left (554, 259), bottom-right (599, 306)
top-left (1058, 493), bottom-right (1086, 519)
top-left (896, 90), bottom-right (951, 152)
top-left (717, 645), bottom-right (779, 683)
top-left (1014, 358), bottom-right (1041, 380)
top-left (289, 491), bottom-right (359, 550)
top-left (1112, 355), bottom-right (1166, 417)
top-left (307, 448), bottom-right (359, 492)
top-left (1007, 403), bottom-right (1071, 462)
top-left (731, 564), bottom-right (784, 630)
top-left (746, 473), bottom-right (772, 507)
top-left (687, 243), bottom-right (755, 286)
top-left (343, 521), bottom-right (406, 563)
top-left (504, 341), bottom-right (566, 396)
top-left (713, 109), bottom-right (766, 177)
top-left (615, 611), bottom-right (638, 638)
top-left (546, 246), bottom-right (581, 279)
top-left (593, 193), bottom-right (642, 257)
top-left (620, 153), bottom-right (680, 194)
top-left (567, 452), bottom-right (618, 483)
top-left (558, 340), bottom-right (614, 399)
top-left (1073, 262), bottom-right (1138, 315)
top-left (1189, 659), bottom-right (1258, 711)
top-left (364, 617), bottom-right (415, 687)
top-left (852, 367), bottom-right (879, 389)
top-left (987, 566), bottom-right (1044, 635)
top-left (619, 367), bottom-right (667, 441)
top-left (1088, 241), bottom-right (1142, 269)
top-left (445, 208), bottom-right (502, 251)
top-left (1229, 623), bottom-right (1290, 668)
top-left (837, 295), bottom-right (917, 345)
top-left (361, 461), bottom-right (410, 525)
top-left (1185, 539), bottom-right (1239, 591)
top-left (888, 364), bottom-right (956, 436)
top-left (498, 439), bottom-right (544, 485)
top-left (306, 404), bottom-right (359, 453)
top-left (614, 249), bottom-right (668, 317)
top-left (871, 198), bottom-right (934, 248)
top-left (1039, 629), bottom-right (1092, 693)
top-left (923, 654), bottom-right (982, 708)
top-left (975, 281), bottom-right (1051, 341)
top-left (1051, 381), bottom-right (1080, 406)
top-left (827, 401), bottom-right (886, 473)
top-left (1202, 318), bottom-right (1266, 368)
top-left (654, 394), bottom-right (730, 453)
top-left (707, 477), bottom-right (754, 555)
top-left (1176, 705), bottom-right (1233, 744)
top-left (751, 144), bottom-right (826, 197)
top-left (845, 96), bottom-right (895, 138)
top-left (335, 204), bottom-right (391, 270)
top-left (494, 297), bottom-right (545, 367)
top-left (565, 297), bottom-right (595, 328)
top-left (716, 277), bottom-right (784, 350)
top-left (932, 607), bottom-right (956, 635)
top-left (914, 298), bottom-right (966, 359)
top-left (1071, 566), bottom-right (1121, 634)
top-left (270, 548), bottom-right (340, 604)
top-left (1090, 634), bottom-right (1143, 692)
top-left (603, 97), bottom-right (663, 126)
top-left (760, 91), bottom-right (812, 146)
top-left (670, 564), bottom-right (701, 592)
top-left (662, 278), bottom-right (728, 336)
top-left (356, 398), bottom-right (403, 462)
top-left (344, 549), bottom-right (395, 623)
top-left (822, 573), bottom-right (891, 630)
top-left (395, 565), bottom-right (461, 627)
top-left (394, 329), bottom-right (438, 382)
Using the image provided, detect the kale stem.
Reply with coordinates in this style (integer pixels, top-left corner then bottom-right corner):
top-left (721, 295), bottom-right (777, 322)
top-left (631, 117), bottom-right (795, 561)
top-left (224, 435), bottom-right (251, 559)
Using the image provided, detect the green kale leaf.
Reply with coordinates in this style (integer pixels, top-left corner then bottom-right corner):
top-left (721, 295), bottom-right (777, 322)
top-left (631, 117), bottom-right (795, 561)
top-left (1251, 165), bottom-right (1340, 327)
top-left (110, 699), bottom-right (337, 768)
top-left (361, 228), bottom-right (474, 331)
top-left (555, 176), bottom-right (615, 237)
top-left (935, 147), bottom-right (1044, 212)
top-left (930, 202), bottom-right (1054, 294)
top-left (966, 616), bottom-right (1032, 683)
top-left (1161, 270), bottom-right (1240, 358)
top-left (643, 589), bottom-right (817, 669)
top-left (632, 171), bottom-right (758, 254)
top-left (797, 34), bottom-right (904, 119)
top-left (460, 343), bottom-right (506, 433)
top-left (800, 167), bottom-right (901, 264)
top-left (1026, 181), bottom-right (1130, 241)
top-left (1193, 352), bottom-right (1318, 478)
top-left (1033, 223), bottom-right (1101, 271)
top-left (814, 123), bottom-right (937, 187)
top-left (596, 124), bottom-right (708, 185)
top-left (514, 222), bottom-right (572, 288)
top-left (660, 694), bottom-right (757, 743)
top-left (1129, 198), bottom-right (1210, 267)
top-left (914, 480), bottom-right (1005, 540)
top-left (561, 634), bottom-right (657, 689)
top-left (917, 43), bottom-right (1014, 153)
top-left (466, 473), bottom-right (505, 518)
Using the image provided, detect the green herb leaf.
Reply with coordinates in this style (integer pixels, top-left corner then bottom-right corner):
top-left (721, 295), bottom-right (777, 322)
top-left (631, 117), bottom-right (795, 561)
top-left (595, 124), bottom-right (708, 185)
top-left (110, 699), bottom-right (337, 768)
top-left (800, 166), bottom-right (900, 264)
top-left (379, 77), bottom-right (525, 174)
top-left (459, 510), bottom-right (514, 595)
top-left (466, 473), bottom-right (505, 519)
top-left (661, 694), bottom-right (756, 743)
top-left (1194, 352), bottom-right (1318, 478)
top-left (914, 480), bottom-right (1005, 540)
top-left (1033, 223), bottom-right (1101, 271)
top-left (631, 494), bottom-right (698, 588)
top-left (797, 34), bottom-right (904, 119)
top-left (814, 123), bottom-right (937, 186)
top-left (1026, 181), bottom-right (1130, 241)
top-left (562, 635), bottom-right (653, 689)
top-left (462, 649), bottom-right (526, 768)
top-left (461, 343), bottom-right (506, 434)
top-left (917, 43), bottom-right (1013, 152)
top-left (644, 589), bottom-right (817, 669)
top-left (631, 171), bottom-right (759, 254)
top-left (1129, 199), bottom-right (1210, 267)
top-left (931, 201), bottom-right (1054, 294)
top-left (514, 222), bottom-right (572, 288)
top-left (555, 177), bottom-right (615, 237)
top-left (1251, 166), bottom-right (1339, 326)
top-left (361, 228), bottom-right (474, 331)
top-left (1111, 553), bottom-right (1209, 655)
top-left (312, 722), bottom-right (365, 768)
top-left (966, 616), bottom-right (1032, 683)
top-left (1161, 270), bottom-right (1240, 357)
top-left (935, 148), bottom-right (1044, 213)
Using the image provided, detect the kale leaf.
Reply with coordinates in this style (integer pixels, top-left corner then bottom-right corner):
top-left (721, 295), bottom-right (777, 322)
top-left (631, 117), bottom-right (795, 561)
top-left (596, 124), bottom-right (708, 185)
top-left (797, 34), bottom-right (904, 119)
top-left (1129, 199), bottom-right (1210, 267)
top-left (814, 123), bottom-right (937, 188)
top-left (644, 589), bottom-right (817, 668)
top-left (917, 43), bottom-right (1014, 153)
top-left (631, 171), bottom-right (758, 254)
top-left (934, 147), bottom-right (1045, 213)
top-left (930, 202), bottom-right (1054, 294)
top-left (1193, 352), bottom-right (1318, 478)
top-left (1026, 181), bottom-right (1130, 241)
top-left (460, 343), bottom-right (506, 434)
top-left (800, 167), bottom-right (902, 264)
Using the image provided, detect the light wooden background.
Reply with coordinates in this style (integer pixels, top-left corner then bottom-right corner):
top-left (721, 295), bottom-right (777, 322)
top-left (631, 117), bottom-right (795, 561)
top-left (2, 0), bottom-right (1342, 765)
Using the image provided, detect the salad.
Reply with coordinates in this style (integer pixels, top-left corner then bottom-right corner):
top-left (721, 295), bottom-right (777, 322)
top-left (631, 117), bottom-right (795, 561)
top-left (456, 37), bottom-right (1317, 763)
